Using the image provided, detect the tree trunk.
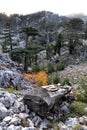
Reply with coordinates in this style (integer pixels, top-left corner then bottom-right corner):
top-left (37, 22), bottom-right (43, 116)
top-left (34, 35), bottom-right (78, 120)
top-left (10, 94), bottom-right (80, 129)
top-left (9, 29), bottom-right (13, 50)
top-left (24, 35), bottom-right (29, 73)
top-left (24, 53), bottom-right (28, 73)
top-left (35, 55), bottom-right (38, 65)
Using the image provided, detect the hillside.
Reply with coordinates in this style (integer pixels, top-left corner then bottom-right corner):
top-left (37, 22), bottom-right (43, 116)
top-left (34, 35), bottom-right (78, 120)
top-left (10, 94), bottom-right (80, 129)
top-left (0, 11), bottom-right (69, 44)
top-left (1, 51), bottom-right (87, 130)
top-left (0, 51), bottom-right (72, 130)
top-left (0, 11), bottom-right (87, 130)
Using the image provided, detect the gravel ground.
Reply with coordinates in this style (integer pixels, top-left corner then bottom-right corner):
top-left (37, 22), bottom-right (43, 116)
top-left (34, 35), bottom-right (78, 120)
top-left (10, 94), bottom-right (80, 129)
top-left (59, 62), bottom-right (87, 84)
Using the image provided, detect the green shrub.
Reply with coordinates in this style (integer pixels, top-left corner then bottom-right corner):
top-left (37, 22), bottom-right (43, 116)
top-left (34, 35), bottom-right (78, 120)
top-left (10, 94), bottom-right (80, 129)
top-left (10, 48), bottom-right (25, 63)
top-left (1, 86), bottom-right (18, 94)
top-left (77, 78), bottom-right (87, 103)
top-left (48, 76), bottom-right (52, 84)
top-left (70, 101), bottom-right (87, 116)
top-left (76, 93), bottom-right (86, 103)
top-left (53, 75), bottom-right (60, 84)
top-left (47, 63), bottom-right (55, 73)
top-left (32, 65), bottom-right (40, 72)
top-left (56, 62), bottom-right (65, 71)
top-left (68, 113), bottom-right (78, 118)
top-left (40, 66), bottom-right (48, 72)
top-left (13, 42), bottom-right (19, 46)
top-left (62, 78), bottom-right (71, 85)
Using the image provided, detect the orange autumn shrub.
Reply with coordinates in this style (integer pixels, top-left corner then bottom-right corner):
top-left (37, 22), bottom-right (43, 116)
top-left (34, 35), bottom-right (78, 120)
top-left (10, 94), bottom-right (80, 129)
top-left (23, 71), bottom-right (48, 87)
top-left (23, 73), bottom-right (37, 84)
top-left (36, 71), bottom-right (48, 86)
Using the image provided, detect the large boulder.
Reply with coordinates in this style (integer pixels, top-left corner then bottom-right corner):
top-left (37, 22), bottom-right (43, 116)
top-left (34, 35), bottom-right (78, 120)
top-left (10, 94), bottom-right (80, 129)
top-left (23, 87), bottom-right (49, 117)
top-left (23, 85), bottom-right (72, 117)
top-left (24, 95), bottom-right (49, 117)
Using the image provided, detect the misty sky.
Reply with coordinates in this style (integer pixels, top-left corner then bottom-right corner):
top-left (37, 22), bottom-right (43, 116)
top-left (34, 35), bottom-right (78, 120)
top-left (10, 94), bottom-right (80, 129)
top-left (0, 0), bottom-right (87, 16)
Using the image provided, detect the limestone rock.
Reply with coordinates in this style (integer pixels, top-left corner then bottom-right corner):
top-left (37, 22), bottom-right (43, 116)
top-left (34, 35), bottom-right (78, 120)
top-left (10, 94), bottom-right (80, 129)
top-left (0, 52), bottom-right (32, 89)
top-left (58, 122), bottom-right (70, 130)
top-left (22, 127), bottom-right (36, 130)
top-left (23, 85), bottom-right (72, 117)
top-left (65, 117), bottom-right (79, 128)
top-left (60, 104), bottom-right (70, 115)
top-left (9, 117), bottom-right (21, 125)
top-left (0, 127), bottom-right (3, 130)
top-left (0, 91), bottom-right (16, 109)
top-left (0, 102), bottom-right (8, 120)
top-left (32, 116), bottom-right (42, 126)
top-left (0, 70), bottom-right (32, 89)
top-left (3, 116), bottom-right (12, 123)
top-left (24, 94), bottom-right (49, 117)
top-left (7, 124), bottom-right (16, 130)
top-left (81, 125), bottom-right (87, 130)
top-left (18, 113), bottom-right (29, 119)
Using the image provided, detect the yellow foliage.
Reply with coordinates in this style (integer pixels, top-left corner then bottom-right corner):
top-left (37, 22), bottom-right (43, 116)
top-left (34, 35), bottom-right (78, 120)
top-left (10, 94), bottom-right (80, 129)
top-left (23, 71), bottom-right (48, 87)
top-left (36, 71), bottom-right (48, 86)
top-left (23, 73), bottom-right (37, 84)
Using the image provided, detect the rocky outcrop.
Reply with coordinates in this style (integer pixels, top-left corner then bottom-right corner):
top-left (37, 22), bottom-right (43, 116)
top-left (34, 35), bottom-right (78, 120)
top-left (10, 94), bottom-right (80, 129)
top-left (0, 90), bottom-right (72, 130)
top-left (0, 90), bottom-right (87, 130)
top-left (0, 70), bottom-right (32, 89)
top-left (0, 91), bottom-right (52, 130)
top-left (0, 52), bottom-right (32, 89)
top-left (23, 85), bottom-right (72, 117)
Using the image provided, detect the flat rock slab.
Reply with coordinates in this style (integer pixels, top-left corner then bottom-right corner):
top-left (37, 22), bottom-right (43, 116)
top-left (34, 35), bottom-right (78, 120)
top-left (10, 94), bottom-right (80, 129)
top-left (23, 85), bottom-right (72, 117)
